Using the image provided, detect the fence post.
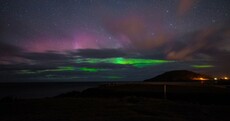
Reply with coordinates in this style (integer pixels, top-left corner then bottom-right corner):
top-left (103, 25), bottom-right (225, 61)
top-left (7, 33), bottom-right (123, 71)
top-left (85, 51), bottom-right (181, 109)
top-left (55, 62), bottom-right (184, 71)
top-left (164, 84), bottom-right (167, 100)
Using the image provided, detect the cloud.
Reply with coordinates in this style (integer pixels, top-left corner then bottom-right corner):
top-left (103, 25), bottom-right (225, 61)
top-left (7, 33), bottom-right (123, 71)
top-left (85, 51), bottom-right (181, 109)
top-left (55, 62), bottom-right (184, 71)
top-left (104, 15), bottom-right (172, 51)
top-left (0, 42), bottom-right (29, 65)
top-left (200, 49), bottom-right (230, 75)
top-left (177, 0), bottom-right (198, 16)
top-left (0, 42), bottom-right (23, 56)
top-left (166, 22), bottom-right (230, 60)
top-left (23, 51), bottom-right (71, 61)
top-left (71, 49), bottom-right (127, 58)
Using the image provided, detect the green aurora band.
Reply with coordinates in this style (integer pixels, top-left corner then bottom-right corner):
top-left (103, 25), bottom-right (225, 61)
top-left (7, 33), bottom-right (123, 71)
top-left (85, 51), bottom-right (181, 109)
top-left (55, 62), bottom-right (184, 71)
top-left (104, 76), bottom-right (123, 79)
top-left (76, 57), bottom-right (173, 68)
top-left (37, 66), bottom-right (76, 73)
top-left (79, 67), bottom-right (106, 72)
top-left (18, 66), bottom-right (107, 74)
top-left (191, 65), bottom-right (215, 68)
top-left (18, 58), bottom-right (174, 75)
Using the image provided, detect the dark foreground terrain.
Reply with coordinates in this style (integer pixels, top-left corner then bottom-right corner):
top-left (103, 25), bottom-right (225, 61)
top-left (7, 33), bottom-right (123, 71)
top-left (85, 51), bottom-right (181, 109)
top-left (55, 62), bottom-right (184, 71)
top-left (1, 84), bottom-right (230, 121)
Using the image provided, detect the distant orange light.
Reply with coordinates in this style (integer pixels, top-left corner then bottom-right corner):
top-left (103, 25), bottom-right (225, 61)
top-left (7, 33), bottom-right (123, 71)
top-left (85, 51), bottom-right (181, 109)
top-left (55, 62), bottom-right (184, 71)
top-left (224, 77), bottom-right (228, 80)
top-left (193, 77), bottom-right (209, 81)
top-left (200, 78), bottom-right (205, 80)
top-left (214, 78), bottom-right (218, 80)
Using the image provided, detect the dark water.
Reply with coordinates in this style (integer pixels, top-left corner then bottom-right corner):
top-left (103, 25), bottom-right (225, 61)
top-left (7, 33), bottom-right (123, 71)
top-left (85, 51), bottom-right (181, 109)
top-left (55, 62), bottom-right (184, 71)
top-left (0, 82), bottom-right (130, 99)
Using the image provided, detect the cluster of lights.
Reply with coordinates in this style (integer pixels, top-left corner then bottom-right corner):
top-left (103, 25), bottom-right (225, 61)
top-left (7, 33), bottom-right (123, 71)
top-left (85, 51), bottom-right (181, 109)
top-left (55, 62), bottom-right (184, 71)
top-left (193, 77), bottom-right (229, 81)
top-left (213, 77), bottom-right (229, 80)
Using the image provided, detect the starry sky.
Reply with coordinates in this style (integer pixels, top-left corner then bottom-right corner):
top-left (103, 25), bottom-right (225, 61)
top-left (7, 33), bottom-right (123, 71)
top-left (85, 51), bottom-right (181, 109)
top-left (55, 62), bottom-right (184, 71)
top-left (0, 0), bottom-right (230, 82)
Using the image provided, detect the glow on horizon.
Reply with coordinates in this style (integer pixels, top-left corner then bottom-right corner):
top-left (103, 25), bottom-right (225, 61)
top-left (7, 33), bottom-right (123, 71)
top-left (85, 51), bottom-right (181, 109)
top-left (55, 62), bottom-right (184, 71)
top-left (191, 65), bottom-right (215, 68)
top-left (104, 76), bottom-right (123, 79)
top-left (17, 66), bottom-right (76, 74)
top-left (38, 66), bottom-right (76, 73)
top-left (76, 57), bottom-right (174, 68)
top-left (79, 67), bottom-right (106, 72)
top-left (18, 66), bottom-right (107, 74)
top-left (17, 70), bottom-right (37, 74)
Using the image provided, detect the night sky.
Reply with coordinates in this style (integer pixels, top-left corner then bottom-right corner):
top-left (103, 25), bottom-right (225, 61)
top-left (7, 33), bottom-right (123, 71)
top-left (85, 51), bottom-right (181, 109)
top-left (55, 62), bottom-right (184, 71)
top-left (0, 0), bottom-right (230, 82)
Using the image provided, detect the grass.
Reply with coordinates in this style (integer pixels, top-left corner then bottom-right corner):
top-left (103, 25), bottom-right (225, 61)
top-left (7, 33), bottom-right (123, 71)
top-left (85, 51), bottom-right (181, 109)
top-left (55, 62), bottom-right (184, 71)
top-left (1, 97), bottom-right (230, 121)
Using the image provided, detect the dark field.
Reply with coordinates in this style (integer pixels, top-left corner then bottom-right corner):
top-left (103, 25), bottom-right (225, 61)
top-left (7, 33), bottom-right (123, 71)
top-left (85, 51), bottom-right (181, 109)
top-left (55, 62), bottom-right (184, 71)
top-left (79, 83), bottom-right (230, 104)
top-left (1, 83), bottom-right (230, 121)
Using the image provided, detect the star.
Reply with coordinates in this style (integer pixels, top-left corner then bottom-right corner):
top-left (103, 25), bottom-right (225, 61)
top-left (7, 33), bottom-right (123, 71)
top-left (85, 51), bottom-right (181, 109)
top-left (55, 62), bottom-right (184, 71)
top-left (212, 19), bottom-right (216, 23)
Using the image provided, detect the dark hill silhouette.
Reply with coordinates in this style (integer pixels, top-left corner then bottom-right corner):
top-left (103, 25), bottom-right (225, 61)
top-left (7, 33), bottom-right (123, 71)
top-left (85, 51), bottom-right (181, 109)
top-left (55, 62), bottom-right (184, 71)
top-left (144, 70), bottom-right (212, 82)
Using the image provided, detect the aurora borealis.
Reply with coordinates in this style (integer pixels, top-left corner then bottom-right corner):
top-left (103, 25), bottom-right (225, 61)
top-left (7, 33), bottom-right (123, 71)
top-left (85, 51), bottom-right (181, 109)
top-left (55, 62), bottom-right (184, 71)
top-left (0, 0), bottom-right (230, 82)
top-left (191, 65), bottom-right (215, 69)
top-left (76, 57), bottom-right (173, 68)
